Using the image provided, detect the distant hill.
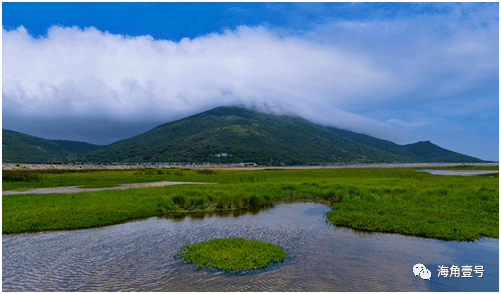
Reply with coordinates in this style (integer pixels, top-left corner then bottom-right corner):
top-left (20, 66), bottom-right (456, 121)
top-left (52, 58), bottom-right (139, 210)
top-left (2, 129), bottom-right (104, 163)
top-left (321, 126), bottom-right (423, 162)
top-left (79, 106), bottom-right (488, 164)
top-left (321, 126), bottom-right (486, 163)
top-left (3, 107), bottom-right (489, 164)
top-left (80, 106), bottom-right (410, 164)
top-left (401, 141), bottom-right (485, 163)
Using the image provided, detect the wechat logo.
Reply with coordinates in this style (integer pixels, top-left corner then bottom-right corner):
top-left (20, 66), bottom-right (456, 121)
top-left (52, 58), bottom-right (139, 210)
top-left (413, 263), bottom-right (431, 280)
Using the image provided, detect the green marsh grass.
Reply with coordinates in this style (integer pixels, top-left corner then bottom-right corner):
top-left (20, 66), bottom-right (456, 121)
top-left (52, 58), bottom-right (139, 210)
top-left (2, 168), bottom-right (209, 191)
top-left (172, 237), bottom-right (286, 273)
top-left (2, 170), bottom-right (44, 183)
top-left (2, 167), bottom-right (498, 241)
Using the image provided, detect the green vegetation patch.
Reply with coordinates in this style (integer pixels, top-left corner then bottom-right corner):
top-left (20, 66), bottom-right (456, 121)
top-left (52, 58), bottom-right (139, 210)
top-left (3, 168), bottom-right (498, 241)
top-left (2, 168), bottom-right (192, 191)
top-left (326, 186), bottom-right (499, 241)
top-left (3, 170), bottom-right (44, 183)
top-left (173, 237), bottom-right (287, 273)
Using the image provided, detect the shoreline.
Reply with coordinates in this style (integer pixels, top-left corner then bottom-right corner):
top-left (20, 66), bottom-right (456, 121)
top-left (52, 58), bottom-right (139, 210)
top-left (3, 162), bottom-right (498, 171)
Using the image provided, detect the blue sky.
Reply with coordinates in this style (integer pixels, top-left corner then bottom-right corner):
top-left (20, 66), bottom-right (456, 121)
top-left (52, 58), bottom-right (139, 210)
top-left (2, 2), bottom-right (499, 161)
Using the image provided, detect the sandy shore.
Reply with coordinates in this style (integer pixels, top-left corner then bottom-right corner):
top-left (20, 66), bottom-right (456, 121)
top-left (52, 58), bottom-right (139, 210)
top-left (3, 162), bottom-right (497, 171)
top-left (217, 162), bottom-right (499, 170)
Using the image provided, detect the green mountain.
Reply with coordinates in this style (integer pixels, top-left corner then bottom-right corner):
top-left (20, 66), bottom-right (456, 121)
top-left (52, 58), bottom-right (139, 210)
top-left (2, 129), bottom-right (104, 163)
top-left (320, 126), bottom-right (487, 163)
top-left (321, 126), bottom-right (423, 162)
top-left (3, 106), bottom-right (489, 164)
top-left (79, 106), bottom-right (488, 164)
top-left (401, 141), bottom-right (485, 163)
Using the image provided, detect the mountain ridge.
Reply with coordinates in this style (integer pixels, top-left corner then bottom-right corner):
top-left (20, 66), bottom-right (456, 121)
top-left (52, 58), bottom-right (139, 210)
top-left (2, 129), bottom-right (104, 163)
top-left (2, 106), bottom-right (491, 164)
top-left (80, 106), bottom-right (410, 164)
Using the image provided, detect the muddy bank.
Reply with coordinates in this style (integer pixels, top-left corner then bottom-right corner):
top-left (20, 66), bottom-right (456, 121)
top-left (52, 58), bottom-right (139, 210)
top-left (3, 181), bottom-right (217, 195)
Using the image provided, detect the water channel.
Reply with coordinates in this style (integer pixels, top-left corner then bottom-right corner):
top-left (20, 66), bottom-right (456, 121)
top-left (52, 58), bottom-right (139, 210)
top-left (2, 203), bottom-right (498, 291)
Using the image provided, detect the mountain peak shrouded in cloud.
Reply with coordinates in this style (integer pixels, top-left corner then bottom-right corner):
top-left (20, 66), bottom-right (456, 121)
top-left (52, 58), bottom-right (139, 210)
top-left (2, 24), bottom-right (398, 139)
top-left (5, 106), bottom-right (488, 164)
top-left (2, 2), bottom-right (498, 161)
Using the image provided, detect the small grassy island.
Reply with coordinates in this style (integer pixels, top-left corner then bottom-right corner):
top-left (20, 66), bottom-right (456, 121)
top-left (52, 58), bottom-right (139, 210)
top-left (173, 237), bottom-right (287, 273)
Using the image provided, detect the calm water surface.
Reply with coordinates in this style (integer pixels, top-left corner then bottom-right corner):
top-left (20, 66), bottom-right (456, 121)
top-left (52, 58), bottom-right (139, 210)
top-left (2, 203), bottom-right (498, 291)
top-left (417, 169), bottom-right (499, 176)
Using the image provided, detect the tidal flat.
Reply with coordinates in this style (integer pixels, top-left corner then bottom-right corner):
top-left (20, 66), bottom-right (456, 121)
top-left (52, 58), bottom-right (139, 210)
top-left (2, 166), bottom-right (498, 241)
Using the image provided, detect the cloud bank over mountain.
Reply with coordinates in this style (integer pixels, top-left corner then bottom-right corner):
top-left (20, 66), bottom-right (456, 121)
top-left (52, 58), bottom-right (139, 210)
top-left (2, 3), bottom-right (498, 157)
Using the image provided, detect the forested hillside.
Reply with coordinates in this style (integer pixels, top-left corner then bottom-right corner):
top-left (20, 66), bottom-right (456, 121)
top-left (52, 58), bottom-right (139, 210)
top-left (79, 106), bottom-right (488, 164)
top-left (3, 107), bottom-right (489, 164)
top-left (2, 130), bottom-right (103, 163)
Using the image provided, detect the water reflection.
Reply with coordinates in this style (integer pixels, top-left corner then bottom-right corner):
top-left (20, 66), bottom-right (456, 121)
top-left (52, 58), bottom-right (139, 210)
top-left (3, 203), bottom-right (498, 291)
top-left (165, 207), bottom-right (267, 221)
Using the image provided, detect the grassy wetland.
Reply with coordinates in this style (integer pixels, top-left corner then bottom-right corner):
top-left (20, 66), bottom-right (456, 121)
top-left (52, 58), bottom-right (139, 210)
top-left (2, 166), bottom-right (498, 241)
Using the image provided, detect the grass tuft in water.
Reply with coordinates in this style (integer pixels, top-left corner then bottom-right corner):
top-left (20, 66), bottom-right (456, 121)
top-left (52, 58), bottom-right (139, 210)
top-left (172, 237), bottom-right (287, 273)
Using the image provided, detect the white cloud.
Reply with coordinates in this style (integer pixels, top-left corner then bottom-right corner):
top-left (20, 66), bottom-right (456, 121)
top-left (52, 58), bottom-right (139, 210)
top-left (3, 25), bottom-right (391, 111)
top-left (304, 4), bottom-right (498, 110)
top-left (2, 3), bottom-right (498, 145)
